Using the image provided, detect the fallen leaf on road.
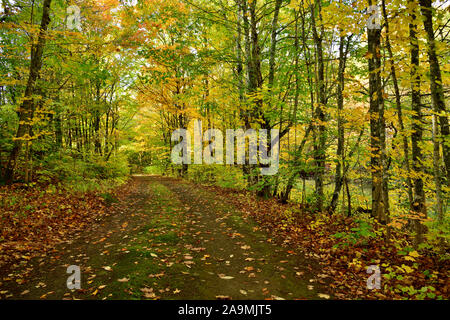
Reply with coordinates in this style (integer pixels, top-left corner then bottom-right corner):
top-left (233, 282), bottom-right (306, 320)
top-left (148, 273), bottom-right (164, 278)
top-left (141, 287), bottom-right (156, 299)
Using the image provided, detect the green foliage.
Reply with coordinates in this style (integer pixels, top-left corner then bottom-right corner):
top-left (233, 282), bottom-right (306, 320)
top-left (424, 216), bottom-right (450, 256)
top-left (390, 284), bottom-right (440, 300)
top-left (100, 192), bottom-right (119, 205)
top-left (127, 151), bottom-right (154, 174)
top-left (332, 219), bottom-right (376, 247)
top-left (187, 165), bottom-right (246, 190)
top-left (33, 151), bottom-right (129, 192)
top-left (143, 166), bottom-right (161, 175)
top-left (0, 104), bottom-right (18, 153)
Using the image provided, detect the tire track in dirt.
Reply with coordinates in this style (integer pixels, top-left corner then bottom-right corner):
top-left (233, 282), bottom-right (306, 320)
top-left (157, 176), bottom-right (328, 300)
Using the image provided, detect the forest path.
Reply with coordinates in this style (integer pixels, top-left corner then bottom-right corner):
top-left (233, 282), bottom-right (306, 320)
top-left (1, 176), bottom-right (328, 300)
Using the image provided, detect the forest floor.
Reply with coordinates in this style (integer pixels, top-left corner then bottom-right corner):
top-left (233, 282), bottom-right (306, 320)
top-left (0, 176), bottom-right (331, 300)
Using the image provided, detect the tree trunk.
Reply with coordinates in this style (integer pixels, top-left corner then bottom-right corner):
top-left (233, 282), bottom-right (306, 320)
top-left (267, 0), bottom-right (282, 89)
top-left (409, 0), bottom-right (427, 246)
top-left (329, 35), bottom-right (350, 213)
top-left (310, 1), bottom-right (326, 212)
top-left (419, 0), bottom-right (450, 185)
top-left (4, 0), bottom-right (52, 183)
top-left (381, 0), bottom-right (414, 210)
top-left (280, 125), bottom-right (312, 203)
top-left (256, 0), bottom-right (282, 199)
top-left (367, 0), bottom-right (388, 223)
top-left (432, 115), bottom-right (444, 223)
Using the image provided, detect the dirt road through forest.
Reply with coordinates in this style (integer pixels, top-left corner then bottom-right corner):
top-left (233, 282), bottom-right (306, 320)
top-left (1, 176), bottom-right (329, 300)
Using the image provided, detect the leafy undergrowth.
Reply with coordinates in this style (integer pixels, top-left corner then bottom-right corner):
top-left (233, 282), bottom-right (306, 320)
top-left (0, 180), bottom-right (134, 278)
top-left (203, 185), bottom-right (449, 300)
